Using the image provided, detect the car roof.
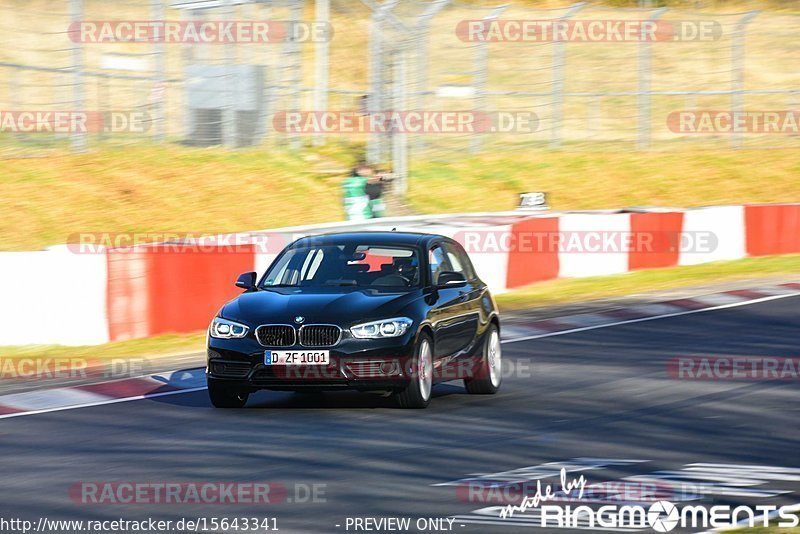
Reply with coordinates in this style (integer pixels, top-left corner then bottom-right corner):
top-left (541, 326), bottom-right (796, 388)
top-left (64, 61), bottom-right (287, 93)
top-left (291, 231), bottom-right (447, 249)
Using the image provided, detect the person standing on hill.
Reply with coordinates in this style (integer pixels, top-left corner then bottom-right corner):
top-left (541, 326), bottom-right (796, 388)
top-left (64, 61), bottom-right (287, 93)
top-left (365, 168), bottom-right (393, 218)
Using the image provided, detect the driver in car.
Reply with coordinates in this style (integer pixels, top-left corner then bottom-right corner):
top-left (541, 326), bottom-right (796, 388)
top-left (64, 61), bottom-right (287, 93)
top-left (372, 257), bottom-right (418, 287)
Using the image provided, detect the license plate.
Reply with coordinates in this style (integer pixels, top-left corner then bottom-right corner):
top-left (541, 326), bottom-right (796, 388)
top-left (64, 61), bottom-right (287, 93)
top-left (264, 350), bottom-right (330, 366)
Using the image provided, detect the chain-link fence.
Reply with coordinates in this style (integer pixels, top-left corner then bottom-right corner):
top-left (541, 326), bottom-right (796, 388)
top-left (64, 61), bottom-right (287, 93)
top-left (0, 0), bottom-right (798, 174)
top-left (366, 1), bottom-right (800, 176)
top-left (0, 0), bottom-right (330, 156)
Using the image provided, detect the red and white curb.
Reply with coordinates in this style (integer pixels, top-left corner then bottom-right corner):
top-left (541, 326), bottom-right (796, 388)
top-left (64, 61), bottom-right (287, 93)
top-left (0, 369), bottom-right (206, 419)
top-left (0, 283), bottom-right (798, 420)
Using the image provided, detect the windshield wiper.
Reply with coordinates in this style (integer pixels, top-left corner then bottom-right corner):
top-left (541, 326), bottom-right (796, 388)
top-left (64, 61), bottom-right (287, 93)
top-left (258, 284), bottom-right (298, 291)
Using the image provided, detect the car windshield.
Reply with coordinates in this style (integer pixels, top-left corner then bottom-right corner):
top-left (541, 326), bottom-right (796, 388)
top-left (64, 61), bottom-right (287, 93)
top-left (260, 244), bottom-right (421, 289)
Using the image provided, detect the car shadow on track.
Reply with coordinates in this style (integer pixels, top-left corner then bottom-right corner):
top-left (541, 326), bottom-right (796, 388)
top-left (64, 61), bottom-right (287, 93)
top-left (246, 384), bottom-right (466, 410)
top-left (149, 369), bottom-right (467, 411)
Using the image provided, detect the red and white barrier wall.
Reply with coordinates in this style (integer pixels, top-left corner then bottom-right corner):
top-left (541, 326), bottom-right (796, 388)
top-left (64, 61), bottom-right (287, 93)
top-left (0, 246), bottom-right (109, 345)
top-left (1, 204), bottom-right (798, 346)
top-left (503, 205), bottom-right (750, 289)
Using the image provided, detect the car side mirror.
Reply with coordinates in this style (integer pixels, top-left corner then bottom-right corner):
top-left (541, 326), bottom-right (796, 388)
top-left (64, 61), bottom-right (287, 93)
top-left (235, 271), bottom-right (257, 290)
top-left (437, 271), bottom-right (467, 288)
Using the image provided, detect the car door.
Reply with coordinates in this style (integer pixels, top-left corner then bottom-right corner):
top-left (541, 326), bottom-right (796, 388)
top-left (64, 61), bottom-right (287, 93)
top-left (427, 242), bottom-right (474, 359)
top-left (442, 241), bottom-right (480, 352)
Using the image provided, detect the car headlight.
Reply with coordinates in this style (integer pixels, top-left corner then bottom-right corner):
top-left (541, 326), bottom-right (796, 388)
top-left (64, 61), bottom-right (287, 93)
top-left (209, 317), bottom-right (249, 339)
top-left (350, 317), bottom-right (413, 339)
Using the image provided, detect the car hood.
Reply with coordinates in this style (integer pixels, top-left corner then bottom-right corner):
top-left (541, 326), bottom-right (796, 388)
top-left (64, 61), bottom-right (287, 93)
top-left (220, 287), bottom-right (424, 327)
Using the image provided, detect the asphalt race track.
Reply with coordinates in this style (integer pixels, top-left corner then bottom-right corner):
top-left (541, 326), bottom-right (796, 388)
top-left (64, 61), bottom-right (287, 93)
top-left (1, 296), bottom-right (799, 534)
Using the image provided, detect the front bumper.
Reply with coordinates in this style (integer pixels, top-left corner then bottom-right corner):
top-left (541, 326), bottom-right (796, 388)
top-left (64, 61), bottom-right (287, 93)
top-left (207, 332), bottom-right (417, 391)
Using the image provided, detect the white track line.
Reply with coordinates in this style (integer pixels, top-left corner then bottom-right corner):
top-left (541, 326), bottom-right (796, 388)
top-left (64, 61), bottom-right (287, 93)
top-left (502, 292), bottom-right (800, 344)
top-left (0, 387), bottom-right (208, 420)
top-left (1, 291), bottom-right (798, 421)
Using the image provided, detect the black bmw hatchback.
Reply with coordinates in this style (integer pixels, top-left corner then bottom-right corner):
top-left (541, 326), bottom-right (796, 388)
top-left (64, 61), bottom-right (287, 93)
top-left (206, 231), bottom-right (501, 409)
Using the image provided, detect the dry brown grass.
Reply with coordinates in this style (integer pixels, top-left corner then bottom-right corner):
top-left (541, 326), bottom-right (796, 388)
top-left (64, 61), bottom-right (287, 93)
top-left (0, 145), bottom-right (352, 250)
top-left (407, 148), bottom-right (800, 213)
top-left (2, 143), bottom-right (798, 250)
top-left (1, 0), bottom-right (798, 250)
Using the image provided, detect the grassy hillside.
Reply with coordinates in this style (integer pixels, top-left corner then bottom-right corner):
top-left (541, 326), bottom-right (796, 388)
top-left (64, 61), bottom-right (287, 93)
top-left (1, 144), bottom-right (798, 250)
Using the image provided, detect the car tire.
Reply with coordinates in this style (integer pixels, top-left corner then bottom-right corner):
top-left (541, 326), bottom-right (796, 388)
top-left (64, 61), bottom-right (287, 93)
top-left (208, 380), bottom-right (249, 408)
top-left (465, 324), bottom-right (502, 395)
top-left (395, 333), bottom-right (433, 409)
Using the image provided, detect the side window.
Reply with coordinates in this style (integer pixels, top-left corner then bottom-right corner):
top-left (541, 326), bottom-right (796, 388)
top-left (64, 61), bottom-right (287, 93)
top-left (428, 245), bottom-right (450, 286)
top-left (444, 242), bottom-right (476, 280)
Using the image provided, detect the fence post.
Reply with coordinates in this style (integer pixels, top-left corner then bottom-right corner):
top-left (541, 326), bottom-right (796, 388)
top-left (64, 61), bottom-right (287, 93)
top-left (470, 6), bottom-right (507, 154)
top-left (261, 2), bottom-right (274, 146)
top-left (367, 7), bottom-right (385, 164)
top-left (410, 0), bottom-right (448, 156)
top-left (8, 67), bottom-right (21, 146)
top-left (368, 1), bottom-right (404, 165)
top-left (313, 0), bottom-right (330, 147)
top-left (637, 7), bottom-right (667, 150)
top-left (221, 0), bottom-right (236, 148)
top-left (151, 0), bottom-right (165, 143)
top-left (550, 3), bottom-right (585, 149)
top-left (392, 48), bottom-right (408, 196)
top-left (470, 38), bottom-right (488, 154)
top-left (730, 11), bottom-right (759, 149)
top-left (284, 1), bottom-right (305, 150)
top-left (69, 0), bottom-right (87, 152)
